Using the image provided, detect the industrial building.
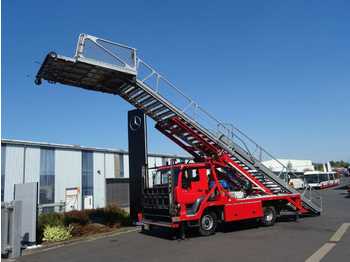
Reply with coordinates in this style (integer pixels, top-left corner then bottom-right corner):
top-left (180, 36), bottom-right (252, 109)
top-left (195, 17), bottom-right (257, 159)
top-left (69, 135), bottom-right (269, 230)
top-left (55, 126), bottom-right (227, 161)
top-left (262, 159), bottom-right (315, 173)
top-left (1, 139), bottom-right (191, 211)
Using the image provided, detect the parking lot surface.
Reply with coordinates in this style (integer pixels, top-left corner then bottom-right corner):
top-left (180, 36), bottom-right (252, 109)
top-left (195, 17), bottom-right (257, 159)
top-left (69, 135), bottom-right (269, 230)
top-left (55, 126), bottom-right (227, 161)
top-left (18, 179), bottom-right (350, 262)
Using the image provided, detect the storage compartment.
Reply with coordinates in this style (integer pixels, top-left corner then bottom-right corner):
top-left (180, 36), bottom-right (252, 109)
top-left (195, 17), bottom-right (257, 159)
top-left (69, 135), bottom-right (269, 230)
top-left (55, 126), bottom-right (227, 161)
top-left (224, 201), bottom-right (263, 222)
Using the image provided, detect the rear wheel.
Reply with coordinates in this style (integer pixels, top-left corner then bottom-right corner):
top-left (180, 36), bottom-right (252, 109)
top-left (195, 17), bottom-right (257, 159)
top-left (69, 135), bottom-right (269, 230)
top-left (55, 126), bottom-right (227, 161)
top-left (260, 206), bottom-right (277, 226)
top-left (141, 224), bottom-right (152, 233)
top-left (199, 211), bottom-right (217, 236)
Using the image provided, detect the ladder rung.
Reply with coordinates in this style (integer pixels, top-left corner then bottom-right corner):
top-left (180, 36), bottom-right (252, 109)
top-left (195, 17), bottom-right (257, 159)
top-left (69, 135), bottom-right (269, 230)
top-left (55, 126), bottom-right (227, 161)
top-left (158, 111), bottom-right (175, 120)
top-left (121, 85), bottom-right (136, 94)
top-left (144, 101), bottom-right (162, 111)
top-left (150, 105), bottom-right (167, 115)
top-left (119, 84), bottom-right (132, 93)
top-left (140, 96), bottom-right (155, 106)
top-left (191, 141), bottom-right (201, 146)
top-left (133, 92), bottom-right (150, 102)
top-left (168, 124), bottom-right (178, 130)
top-left (128, 88), bottom-right (143, 98)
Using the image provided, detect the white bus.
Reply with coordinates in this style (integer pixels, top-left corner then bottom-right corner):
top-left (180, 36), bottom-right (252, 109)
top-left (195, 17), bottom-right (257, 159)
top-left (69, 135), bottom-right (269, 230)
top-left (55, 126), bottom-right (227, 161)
top-left (304, 171), bottom-right (339, 189)
top-left (304, 171), bottom-right (329, 189)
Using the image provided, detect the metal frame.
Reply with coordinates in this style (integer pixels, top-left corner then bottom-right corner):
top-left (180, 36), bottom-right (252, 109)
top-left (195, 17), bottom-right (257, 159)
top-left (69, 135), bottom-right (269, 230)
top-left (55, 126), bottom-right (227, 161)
top-left (75, 33), bottom-right (137, 75)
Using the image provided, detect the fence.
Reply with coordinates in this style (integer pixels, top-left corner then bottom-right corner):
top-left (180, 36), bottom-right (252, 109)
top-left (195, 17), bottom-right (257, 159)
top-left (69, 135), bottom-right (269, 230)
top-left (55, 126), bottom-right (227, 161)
top-left (38, 202), bottom-right (66, 214)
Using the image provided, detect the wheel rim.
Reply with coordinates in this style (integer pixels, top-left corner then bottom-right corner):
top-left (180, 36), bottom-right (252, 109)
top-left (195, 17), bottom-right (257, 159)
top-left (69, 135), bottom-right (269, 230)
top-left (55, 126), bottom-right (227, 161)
top-left (265, 209), bottom-right (273, 222)
top-left (201, 214), bottom-right (214, 231)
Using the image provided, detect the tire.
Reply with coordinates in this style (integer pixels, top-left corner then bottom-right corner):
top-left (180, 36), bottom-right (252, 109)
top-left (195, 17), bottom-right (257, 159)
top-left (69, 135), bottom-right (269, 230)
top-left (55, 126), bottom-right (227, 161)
top-left (260, 206), bottom-right (277, 226)
top-left (199, 211), bottom-right (217, 236)
top-left (141, 224), bottom-right (152, 233)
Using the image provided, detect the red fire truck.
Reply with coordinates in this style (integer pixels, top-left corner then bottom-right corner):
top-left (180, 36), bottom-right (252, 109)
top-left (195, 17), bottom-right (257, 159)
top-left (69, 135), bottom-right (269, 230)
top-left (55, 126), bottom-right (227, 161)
top-left (141, 161), bottom-right (305, 237)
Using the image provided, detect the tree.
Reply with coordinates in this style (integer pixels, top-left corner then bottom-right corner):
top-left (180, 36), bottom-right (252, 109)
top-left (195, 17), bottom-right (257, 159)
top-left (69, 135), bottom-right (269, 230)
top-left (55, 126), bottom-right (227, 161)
top-left (329, 160), bottom-right (350, 168)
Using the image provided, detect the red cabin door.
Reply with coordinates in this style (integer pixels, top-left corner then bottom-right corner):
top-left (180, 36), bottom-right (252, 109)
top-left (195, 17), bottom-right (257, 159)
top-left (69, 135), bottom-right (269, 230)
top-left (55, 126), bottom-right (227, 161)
top-left (177, 168), bottom-right (208, 204)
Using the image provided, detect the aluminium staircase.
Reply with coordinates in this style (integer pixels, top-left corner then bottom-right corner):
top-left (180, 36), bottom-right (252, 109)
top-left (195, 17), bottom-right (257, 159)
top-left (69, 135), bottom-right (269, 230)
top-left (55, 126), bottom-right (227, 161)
top-left (35, 33), bottom-right (322, 214)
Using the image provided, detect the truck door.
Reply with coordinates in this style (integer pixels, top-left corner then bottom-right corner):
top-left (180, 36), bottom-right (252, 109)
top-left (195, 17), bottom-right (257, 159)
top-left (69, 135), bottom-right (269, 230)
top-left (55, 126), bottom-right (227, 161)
top-left (178, 168), bottom-right (208, 204)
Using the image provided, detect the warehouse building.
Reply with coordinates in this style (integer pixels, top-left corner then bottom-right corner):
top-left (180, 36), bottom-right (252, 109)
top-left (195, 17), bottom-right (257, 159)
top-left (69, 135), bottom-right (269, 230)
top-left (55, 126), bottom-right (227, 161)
top-left (262, 159), bottom-right (315, 173)
top-left (1, 139), bottom-right (191, 211)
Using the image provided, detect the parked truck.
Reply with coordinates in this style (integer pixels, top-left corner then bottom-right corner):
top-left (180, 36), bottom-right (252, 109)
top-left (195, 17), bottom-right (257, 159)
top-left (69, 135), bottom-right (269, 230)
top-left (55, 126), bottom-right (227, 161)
top-left (141, 161), bottom-right (306, 237)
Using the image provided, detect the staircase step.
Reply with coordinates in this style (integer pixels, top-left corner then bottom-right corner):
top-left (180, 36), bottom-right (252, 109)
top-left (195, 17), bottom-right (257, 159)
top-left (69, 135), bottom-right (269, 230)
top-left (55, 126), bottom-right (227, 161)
top-left (140, 96), bottom-right (155, 106)
top-left (122, 85), bottom-right (137, 95)
top-left (128, 88), bottom-right (142, 97)
top-left (157, 111), bottom-right (175, 120)
top-left (144, 101), bottom-right (161, 111)
top-left (150, 106), bottom-right (167, 115)
top-left (129, 89), bottom-right (146, 99)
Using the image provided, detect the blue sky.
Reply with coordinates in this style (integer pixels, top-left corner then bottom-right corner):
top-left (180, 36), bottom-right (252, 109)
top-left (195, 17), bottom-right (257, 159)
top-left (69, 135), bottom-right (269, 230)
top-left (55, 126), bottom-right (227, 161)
top-left (2, 0), bottom-right (350, 162)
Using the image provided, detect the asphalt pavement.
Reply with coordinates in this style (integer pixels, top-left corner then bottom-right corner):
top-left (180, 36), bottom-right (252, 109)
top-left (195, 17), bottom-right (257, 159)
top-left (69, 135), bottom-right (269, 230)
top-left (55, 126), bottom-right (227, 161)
top-left (18, 178), bottom-right (350, 262)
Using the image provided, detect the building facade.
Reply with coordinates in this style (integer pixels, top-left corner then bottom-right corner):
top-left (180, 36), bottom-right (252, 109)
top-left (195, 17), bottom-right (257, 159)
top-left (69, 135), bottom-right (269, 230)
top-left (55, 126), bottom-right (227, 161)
top-left (262, 159), bottom-right (315, 173)
top-left (1, 139), bottom-right (190, 210)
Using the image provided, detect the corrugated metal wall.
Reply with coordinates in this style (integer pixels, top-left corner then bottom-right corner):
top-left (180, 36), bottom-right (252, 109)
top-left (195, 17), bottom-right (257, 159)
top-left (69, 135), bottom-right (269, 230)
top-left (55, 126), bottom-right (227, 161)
top-left (24, 147), bottom-right (40, 183)
top-left (4, 145), bottom-right (24, 202)
top-left (104, 153), bottom-right (115, 179)
top-left (55, 149), bottom-right (82, 209)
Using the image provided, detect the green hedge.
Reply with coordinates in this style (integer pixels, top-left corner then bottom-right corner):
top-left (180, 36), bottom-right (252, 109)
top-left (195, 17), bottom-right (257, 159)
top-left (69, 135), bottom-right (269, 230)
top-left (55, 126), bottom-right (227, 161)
top-left (87, 205), bottom-right (130, 226)
top-left (37, 205), bottom-right (130, 242)
top-left (64, 210), bottom-right (89, 226)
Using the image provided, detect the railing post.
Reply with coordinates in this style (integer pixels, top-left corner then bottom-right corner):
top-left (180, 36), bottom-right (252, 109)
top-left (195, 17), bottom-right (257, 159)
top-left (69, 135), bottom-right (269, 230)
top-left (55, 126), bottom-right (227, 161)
top-left (75, 33), bottom-right (86, 59)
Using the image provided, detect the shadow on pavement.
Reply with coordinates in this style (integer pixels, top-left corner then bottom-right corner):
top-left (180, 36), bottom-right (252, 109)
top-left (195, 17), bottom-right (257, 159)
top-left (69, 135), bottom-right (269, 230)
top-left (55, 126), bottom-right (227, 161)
top-left (138, 212), bottom-right (319, 240)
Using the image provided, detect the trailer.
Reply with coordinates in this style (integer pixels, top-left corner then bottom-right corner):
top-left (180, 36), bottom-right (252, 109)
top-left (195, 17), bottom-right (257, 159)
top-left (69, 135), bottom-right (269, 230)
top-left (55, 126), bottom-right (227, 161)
top-left (35, 34), bottom-right (322, 237)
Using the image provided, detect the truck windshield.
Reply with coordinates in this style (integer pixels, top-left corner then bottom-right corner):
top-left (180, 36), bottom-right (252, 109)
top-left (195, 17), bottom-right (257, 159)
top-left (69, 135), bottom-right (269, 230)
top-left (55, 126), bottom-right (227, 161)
top-left (305, 175), bottom-right (319, 183)
top-left (151, 168), bottom-right (179, 186)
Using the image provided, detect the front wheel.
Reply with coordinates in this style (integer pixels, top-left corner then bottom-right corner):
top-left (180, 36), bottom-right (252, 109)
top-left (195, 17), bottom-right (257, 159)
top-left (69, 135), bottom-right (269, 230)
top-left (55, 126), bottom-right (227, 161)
top-left (260, 206), bottom-right (277, 226)
top-left (199, 211), bottom-right (217, 236)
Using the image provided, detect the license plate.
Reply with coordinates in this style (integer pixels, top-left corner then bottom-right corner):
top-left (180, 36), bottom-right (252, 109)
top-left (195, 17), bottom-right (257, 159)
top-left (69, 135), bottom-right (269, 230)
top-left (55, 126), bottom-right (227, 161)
top-left (143, 224), bottom-right (150, 230)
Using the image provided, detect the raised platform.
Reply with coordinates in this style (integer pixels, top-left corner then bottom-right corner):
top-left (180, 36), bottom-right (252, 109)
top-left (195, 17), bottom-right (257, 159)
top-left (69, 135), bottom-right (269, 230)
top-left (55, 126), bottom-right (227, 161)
top-left (35, 52), bottom-right (136, 95)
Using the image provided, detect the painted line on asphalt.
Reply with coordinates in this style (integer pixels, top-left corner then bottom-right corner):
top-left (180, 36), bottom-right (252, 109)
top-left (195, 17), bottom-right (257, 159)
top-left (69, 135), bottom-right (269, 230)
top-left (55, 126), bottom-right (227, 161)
top-left (329, 223), bottom-right (350, 242)
top-left (305, 243), bottom-right (336, 262)
top-left (305, 222), bottom-right (350, 262)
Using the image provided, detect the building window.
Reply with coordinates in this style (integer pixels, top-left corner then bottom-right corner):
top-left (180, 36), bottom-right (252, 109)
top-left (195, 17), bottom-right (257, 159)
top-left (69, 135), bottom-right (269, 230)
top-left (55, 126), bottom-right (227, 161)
top-left (1, 145), bottom-right (6, 202)
top-left (40, 148), bottom-right (55, 206)
top-left (82, 151), bottom-right (93, 208)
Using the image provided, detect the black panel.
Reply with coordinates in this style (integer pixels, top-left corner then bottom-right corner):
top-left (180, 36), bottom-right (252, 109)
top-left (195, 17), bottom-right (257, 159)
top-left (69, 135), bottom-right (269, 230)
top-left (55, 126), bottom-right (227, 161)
top-left (128, 109), bottom-right (148, 223)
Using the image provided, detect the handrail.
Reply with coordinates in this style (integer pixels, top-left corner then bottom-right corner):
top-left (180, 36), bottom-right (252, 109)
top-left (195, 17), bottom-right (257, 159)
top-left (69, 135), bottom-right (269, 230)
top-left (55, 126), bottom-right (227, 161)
top-left (137, 57), bottom-right (297, 179)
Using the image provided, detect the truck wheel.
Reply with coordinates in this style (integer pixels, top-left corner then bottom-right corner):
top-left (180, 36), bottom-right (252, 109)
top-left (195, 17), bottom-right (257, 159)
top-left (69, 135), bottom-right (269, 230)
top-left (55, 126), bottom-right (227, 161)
top-left (199, 211), bottom-right (217, 236)
top-left (141, 224), bottom-right (152, 233)
top-left (261, 206), bottom-right (277, 226)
